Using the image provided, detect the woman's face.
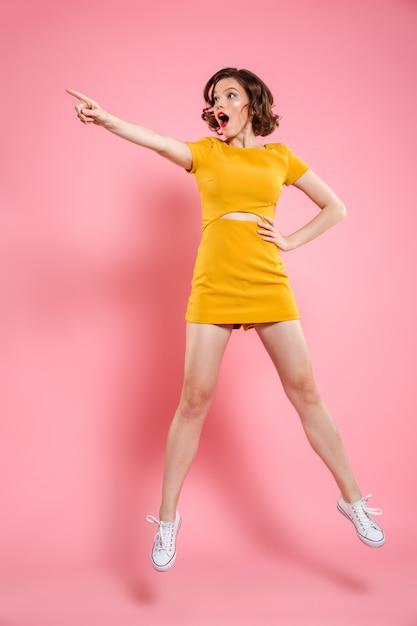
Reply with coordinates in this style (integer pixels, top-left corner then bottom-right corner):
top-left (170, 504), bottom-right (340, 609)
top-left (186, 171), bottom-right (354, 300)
top-left (212, 77), bottom-right (252, 139)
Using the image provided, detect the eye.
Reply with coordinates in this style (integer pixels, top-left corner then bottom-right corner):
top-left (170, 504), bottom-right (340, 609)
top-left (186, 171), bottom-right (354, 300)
top-left (228, 92), bottom-right (236, 99)
top-left (213, 95), bottom-right (219, 103)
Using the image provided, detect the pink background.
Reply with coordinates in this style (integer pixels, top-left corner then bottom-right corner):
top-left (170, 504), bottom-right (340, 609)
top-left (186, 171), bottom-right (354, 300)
top-left (1, 0), bottom-right (416, 624)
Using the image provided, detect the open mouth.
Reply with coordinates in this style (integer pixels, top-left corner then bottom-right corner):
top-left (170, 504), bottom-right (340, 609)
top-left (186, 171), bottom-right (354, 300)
top-left (218, 113), bottom-right (229, 128)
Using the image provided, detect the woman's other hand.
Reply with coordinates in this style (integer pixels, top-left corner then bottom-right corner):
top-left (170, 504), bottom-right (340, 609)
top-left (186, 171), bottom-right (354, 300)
top-left (257, 216), bottom-right (293, 251)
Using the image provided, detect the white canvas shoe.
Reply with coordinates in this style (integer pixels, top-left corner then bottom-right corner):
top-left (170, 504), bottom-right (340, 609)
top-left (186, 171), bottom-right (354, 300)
top-left (146, 511), bottom-right (182, 571)
top-left (337, 494), bottom-right (385, 548)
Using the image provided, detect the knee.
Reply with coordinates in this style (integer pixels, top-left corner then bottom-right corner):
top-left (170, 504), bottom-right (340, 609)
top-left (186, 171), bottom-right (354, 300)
top-left (283, 374), bottom-right (321, 407)
top-left (179, 387), bottom-right (213, 421)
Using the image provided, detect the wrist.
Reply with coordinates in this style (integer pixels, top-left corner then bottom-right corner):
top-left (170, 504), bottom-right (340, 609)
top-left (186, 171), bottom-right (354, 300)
top-left (102, 112), bottom-right (116, 130)
top-left (282, 234), bottom-right (297, 252)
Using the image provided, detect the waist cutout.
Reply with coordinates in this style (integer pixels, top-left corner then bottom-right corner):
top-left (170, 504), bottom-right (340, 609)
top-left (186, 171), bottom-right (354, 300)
top-left (220, 212), bottom-right (260, 221)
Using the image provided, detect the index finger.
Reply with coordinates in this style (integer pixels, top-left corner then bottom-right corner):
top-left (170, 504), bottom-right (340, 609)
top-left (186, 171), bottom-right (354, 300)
top-left (66, 88), bottom-right (93, 105)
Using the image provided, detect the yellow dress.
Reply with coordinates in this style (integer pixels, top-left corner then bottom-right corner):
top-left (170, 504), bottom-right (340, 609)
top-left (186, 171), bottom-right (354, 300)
top-left (185, 137), bottom-right (309, 328)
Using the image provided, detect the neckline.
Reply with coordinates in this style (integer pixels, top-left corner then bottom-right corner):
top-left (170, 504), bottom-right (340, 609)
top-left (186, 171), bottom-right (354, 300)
top-left (222, 140), bottom-right (267, 150)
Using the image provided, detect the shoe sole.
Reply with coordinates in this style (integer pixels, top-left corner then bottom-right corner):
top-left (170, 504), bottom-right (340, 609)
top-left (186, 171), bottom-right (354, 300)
top-left (337, 503), bottom-right (385, 548)
top-left (150, 518), bottom-right (182, 572)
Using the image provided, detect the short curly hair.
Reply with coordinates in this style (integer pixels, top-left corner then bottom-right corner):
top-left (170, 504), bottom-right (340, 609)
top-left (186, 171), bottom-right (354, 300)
top-left (202, 67), bottom-right (281, 137)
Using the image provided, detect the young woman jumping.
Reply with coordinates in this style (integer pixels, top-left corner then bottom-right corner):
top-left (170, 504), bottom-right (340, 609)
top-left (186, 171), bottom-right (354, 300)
top-left (68, 67), bottom-right (385, 572)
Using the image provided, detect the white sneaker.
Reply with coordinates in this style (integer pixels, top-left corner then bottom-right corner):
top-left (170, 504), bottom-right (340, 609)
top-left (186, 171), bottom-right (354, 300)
top-left (146, 511), bottom-right (182, 571)
top-left (337, 494), bottom-right (385, 548)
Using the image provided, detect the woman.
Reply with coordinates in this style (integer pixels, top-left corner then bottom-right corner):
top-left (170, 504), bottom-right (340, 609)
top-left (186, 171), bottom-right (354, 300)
top-left (67, 67), bottom-right (384, 572)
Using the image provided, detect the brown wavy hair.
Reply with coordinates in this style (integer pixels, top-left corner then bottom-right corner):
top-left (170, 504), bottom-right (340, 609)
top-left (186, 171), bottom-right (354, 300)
top-left (202, 68), bottom-right (281, 137)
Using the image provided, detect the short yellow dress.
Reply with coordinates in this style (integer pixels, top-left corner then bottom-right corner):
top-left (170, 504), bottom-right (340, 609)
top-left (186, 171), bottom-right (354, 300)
top-left (185, 137), bottom-right (309, 328)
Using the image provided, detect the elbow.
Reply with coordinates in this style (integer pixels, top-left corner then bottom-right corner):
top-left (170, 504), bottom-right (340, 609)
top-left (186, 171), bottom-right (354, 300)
top-left (336, 200), bottom-right (347, 222)
top-left (323, 200), bottom-right (346, 224)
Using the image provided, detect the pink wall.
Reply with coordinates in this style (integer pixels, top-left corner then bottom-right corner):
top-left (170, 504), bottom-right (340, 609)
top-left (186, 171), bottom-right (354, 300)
top-left (1, 0), bottom-right (416, 623)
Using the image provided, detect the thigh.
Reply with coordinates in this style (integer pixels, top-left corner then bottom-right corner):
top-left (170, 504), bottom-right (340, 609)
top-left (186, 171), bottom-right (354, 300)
top-left (255, 320), bottom-right (314, 388)
top-left (183, 323), bottom-right (233, 394)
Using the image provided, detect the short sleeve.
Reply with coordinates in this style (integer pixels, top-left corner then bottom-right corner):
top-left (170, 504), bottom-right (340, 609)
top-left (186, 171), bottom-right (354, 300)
top-left (185, 137), bottom-right (215, 174)
top-left (283, 146), bottom-right (309, 185)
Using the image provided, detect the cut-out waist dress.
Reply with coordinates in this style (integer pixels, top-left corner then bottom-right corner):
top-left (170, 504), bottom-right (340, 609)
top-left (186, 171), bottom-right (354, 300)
top-left (184, 137), bottom-right (309, 328)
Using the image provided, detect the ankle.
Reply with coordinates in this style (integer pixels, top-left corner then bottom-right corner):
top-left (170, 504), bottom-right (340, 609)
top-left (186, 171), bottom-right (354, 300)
top-left (341, 488), bottom-right (362, 504)
top-left (159, 508), bottom-right (176, 522)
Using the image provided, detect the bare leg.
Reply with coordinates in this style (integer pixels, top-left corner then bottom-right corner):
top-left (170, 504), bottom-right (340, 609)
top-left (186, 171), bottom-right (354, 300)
top-left (159, 323), bottom-right (233, 521)
top-left (256, 320), bottom-right (361, 503)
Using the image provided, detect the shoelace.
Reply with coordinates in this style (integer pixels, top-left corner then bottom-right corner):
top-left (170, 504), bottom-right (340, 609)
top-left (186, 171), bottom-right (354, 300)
top-left (351, 494), bottom-right (382, 531)
top-left (146, 515), bottom-right (175, 553)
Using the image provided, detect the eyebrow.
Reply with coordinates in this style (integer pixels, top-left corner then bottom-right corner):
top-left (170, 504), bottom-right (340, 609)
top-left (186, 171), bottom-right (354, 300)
top-left (213, 86), bottom-right (239, 97)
